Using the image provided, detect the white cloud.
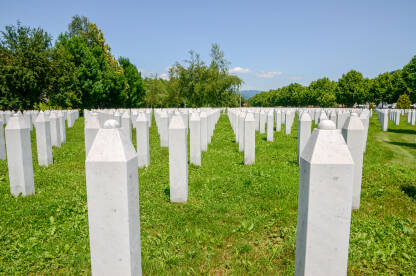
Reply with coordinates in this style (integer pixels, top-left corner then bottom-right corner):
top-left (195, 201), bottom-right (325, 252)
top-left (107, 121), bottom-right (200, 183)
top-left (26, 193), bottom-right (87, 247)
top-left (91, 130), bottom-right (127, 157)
top-left (256, 71), bottom-right (283, 78)
top-left (159, 73), bottom-right (169, 80)
top-left (229, 67), bottom-right (251, 74)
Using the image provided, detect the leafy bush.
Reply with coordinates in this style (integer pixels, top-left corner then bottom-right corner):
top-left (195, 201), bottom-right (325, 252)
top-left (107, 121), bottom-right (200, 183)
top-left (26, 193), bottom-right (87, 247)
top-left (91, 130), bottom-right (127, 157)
top-left (396, 94), bottom-right (411, 109)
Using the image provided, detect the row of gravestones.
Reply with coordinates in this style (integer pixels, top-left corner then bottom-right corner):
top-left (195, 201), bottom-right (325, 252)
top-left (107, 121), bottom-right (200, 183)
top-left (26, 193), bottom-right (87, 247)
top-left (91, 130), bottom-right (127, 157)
top-left (81, 106), bottom-right (375, 275)
top-left (227, 108), bottom-right (371, 165)
top-left (84, 107), bottom-right (221, 275)
top-left (228, 107), bottom-right (372, 275)
top-left (376, 109), bottom-right (416, 131)
top-left (0, 110), bottom-right (79, 196)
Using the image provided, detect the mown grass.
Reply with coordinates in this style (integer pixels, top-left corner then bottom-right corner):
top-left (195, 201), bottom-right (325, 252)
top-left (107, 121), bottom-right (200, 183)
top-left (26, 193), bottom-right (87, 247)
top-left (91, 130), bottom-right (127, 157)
top-left (0, 112), bottom-right (415, 275)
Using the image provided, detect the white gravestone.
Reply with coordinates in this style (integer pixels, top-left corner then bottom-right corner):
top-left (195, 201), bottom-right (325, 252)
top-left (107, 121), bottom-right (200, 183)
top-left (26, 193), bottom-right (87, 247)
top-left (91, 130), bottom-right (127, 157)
top-left (49, 112), bottom-right (61, 147)
top-left (35, 112), bottom-right (53, 166)
top-left (200, 111), bottom-right (208, 151)
top-left (0, 117), bottom-right (6, 160)
top-left (244, 113), bottom-right (255, 165)
top-left (85, 119), bottom-right (142, 276)
top-left (297, 112), bottom-right (312, 164)
top-left (169, 115), bottom-right (188, 203)
top-left (189, 112), bottom-right (201, 166)
top-left (5, 114), bottom-right (35, 197)
top-left (342, 113), bottom-right (365, 210)
top-left (295, 120), bottom-right (354, 276)
top-left (267, 111), bottom-right (274, 142)
top-left (84, 112), bottom-right (101, 156)
top-left (136, 113), bottom-right (150, 168)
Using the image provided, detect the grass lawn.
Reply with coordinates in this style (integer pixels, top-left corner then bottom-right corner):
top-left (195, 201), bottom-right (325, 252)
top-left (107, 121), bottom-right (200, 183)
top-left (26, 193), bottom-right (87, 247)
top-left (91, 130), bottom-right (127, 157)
top-left (0, 112), bottom-right (415, 275)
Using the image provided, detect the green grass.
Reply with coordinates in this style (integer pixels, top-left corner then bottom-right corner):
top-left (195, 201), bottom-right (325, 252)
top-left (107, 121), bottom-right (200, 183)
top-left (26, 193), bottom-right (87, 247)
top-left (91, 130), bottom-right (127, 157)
top-left (0, 112), bottom-right (415, 275)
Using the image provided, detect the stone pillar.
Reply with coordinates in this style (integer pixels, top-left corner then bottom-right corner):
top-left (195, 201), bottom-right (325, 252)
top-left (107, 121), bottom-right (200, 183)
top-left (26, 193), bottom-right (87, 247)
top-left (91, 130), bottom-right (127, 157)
top-left (58, 112), bottom-right (66, 143)
top-left (285, 111), bottom-right (292, 135)
top-left (275, 110), bottom-right (282, 132)
top-left (295, 120), bottom-right (354, 276)
top-left (238, 112), bottom-right (245, 152)
top-left (381, 110), bottom-right (388, 131)
top-left (35, 112), bottom-right (53, 166)
top-left (359, 112), bottom-right (370, 152)
top-left (244, 113), bottom-right (255, 165)
top-left (189, 112), bottom-right (201, 166)
top-left (342, 113), bottom-right (365, 210)
top-left (297, 112), bottom-right (312, 164)
top-left (121, 111), bottom-right (132, 141)
top-left (86, 119), bottom-right (142, 276)
top-left (49, 112), bottom-right (61, 147)
top-left (136, 113), bottom-right (150, 168)
top-left (336, 111), bottom-right (343, 129)
top-left (267, 111), bottom-right (274, 142)
top-left (0, 117), bottom-right (6, 160)
top-left (159, 111), bottom-right (169, 147)
top-left (329, 110), bottom-right (337, 125)
top-left (113, 110), bottom-right (121, 126)
top-left (254, 111), bottom-right (260, 131)
top-left (411, 110), bottom-right (416, 126)
top-left (394, 110), bottom-right (400, 125)
top-left (169, 115), bottom-right (188, 203)
top-left (200, 111), bottom-right (208, 151)
top-left (84, 112), bottom-right (101, 157)
top-left (5, 114), bottom-right (35, 197)
top-left (259, 111), bottom-right (266, 134)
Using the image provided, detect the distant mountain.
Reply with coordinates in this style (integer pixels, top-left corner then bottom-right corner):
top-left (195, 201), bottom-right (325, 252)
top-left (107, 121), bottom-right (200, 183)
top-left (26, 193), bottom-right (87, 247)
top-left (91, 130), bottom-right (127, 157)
top-left (239, 90), bottom-right (262, 100)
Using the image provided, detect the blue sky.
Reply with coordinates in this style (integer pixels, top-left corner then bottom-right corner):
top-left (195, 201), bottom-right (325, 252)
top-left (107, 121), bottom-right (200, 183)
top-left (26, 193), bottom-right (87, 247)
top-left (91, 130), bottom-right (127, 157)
top-left (1, 0), bottom-right (415, 91)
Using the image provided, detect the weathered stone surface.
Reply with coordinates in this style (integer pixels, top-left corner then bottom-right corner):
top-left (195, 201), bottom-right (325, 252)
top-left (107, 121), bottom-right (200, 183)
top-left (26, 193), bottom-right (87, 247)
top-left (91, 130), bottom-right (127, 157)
top-left (244, 113), bottom-right (255, 165)
top-left (35, 112), bottom-right (53, 166)
top-left (267, 111), bottom-right (274, 142)
top-left (86, 119), bottom-right (142, 276)
top-left (49, 112), bottom-right (61, 147)
top-left (189, 112), bottom-right (201, 166)
top-left (136, 113), bottom-right (150, 168)
top-left (200, 111), bottom-right (208, 151)
top-left (295, 119), bottom-right (354, 276)
top-left (169, 115), bottom-right (188, 203)
top-left (0, 117), bottom-right (6, 160)
top-left (5, 114), bottom-right (35, 197)
top-left (297, 112), bottom-right (311, 164)
top-left (342, 113), bottom-right (365, 210)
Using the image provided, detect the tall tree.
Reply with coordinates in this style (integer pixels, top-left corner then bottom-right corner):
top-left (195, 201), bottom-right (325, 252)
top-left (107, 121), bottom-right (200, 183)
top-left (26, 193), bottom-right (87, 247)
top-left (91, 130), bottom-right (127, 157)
top-left (118, 57), bottom-right (145, 107)
top-left (0, 22), bottom-right (52, 109)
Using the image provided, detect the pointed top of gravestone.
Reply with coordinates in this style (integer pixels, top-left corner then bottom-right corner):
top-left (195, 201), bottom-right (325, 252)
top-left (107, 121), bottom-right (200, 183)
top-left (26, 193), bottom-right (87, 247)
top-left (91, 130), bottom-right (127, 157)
top-left (136, 112), bottom-right (147, 122)
top-left (122, 111), bottom-right (130, 119)
top-left (190, 111), bottom-right (200, 121)
top-left (342, 113), bottom-right (364, 130)
top-left (300, 111), bottom-right (312, 121)
top-left (35, 111), bottom-right (48, 123)
top-left (169, 114), bottom-right (185, 129)
top-left (103, 119), bottom-right (120, 129)
top-left (86, 126), bottom-right (137, 162)
top-left (6, 113), bottom-right (28, 130)
top-left (301, 122), bottom-right (353, 165)
top-left (319, 119), bottom-right (336, 130)
top-left (85, 112), bottom-right (100, 129)
top-left (245, 112), bottom-right (255, 122)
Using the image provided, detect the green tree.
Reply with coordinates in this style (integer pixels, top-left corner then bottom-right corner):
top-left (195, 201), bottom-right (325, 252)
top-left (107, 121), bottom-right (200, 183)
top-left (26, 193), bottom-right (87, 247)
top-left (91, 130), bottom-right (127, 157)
top-left (0, 22), bottom-right (52, 109)
top-left (118, 57), bottom-right (145, 107)
top-left (396, 94), bottom-right (411, 109)
top-left (336, 70), bottom-right (369, 106)
top-left (402, 55), bottom-right (416, 103)
top-left (308, 77), bottom-right (337, 107)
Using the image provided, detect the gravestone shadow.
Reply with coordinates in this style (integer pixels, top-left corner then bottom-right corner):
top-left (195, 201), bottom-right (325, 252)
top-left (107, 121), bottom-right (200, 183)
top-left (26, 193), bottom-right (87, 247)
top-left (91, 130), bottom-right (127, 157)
top-left (387, 141), bottom-right (416, 149)
top-left (388, 129), bottom-right (416, 135)
top-left (401, 185), bottom-right (416, 200)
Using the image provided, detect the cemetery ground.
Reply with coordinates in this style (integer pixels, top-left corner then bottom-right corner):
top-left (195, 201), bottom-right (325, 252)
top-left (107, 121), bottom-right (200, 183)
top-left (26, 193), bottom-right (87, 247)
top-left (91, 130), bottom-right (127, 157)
top-left (0, 113), bottom-right (415, 275)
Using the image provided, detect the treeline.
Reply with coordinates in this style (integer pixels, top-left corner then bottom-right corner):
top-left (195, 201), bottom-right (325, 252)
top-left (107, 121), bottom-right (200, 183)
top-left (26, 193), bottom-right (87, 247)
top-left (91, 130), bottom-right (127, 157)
top-left (0, 16), bottom-right (242, 110)
top-left (248, 58), bottom-right (416, 107)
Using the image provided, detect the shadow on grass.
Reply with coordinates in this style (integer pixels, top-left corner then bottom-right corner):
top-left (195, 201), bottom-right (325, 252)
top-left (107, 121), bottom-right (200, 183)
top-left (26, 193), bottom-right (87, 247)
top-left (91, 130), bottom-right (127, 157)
top-left (388, 128), bottom-right (416, 135)
top-left (387, 141), bottom-right (416, 149)
top-left (401, 185), bottom-right (416, 200)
